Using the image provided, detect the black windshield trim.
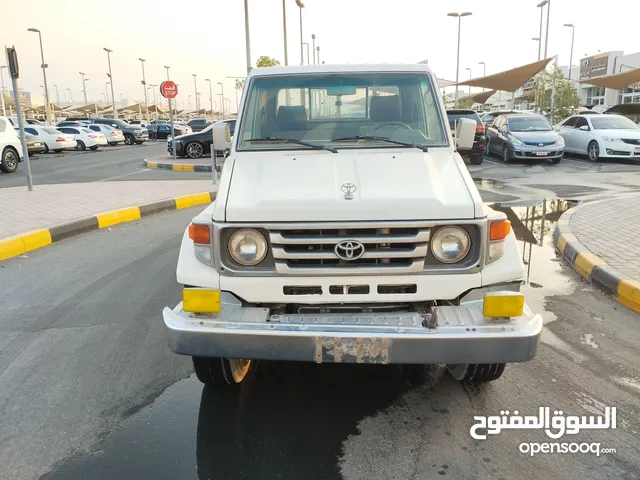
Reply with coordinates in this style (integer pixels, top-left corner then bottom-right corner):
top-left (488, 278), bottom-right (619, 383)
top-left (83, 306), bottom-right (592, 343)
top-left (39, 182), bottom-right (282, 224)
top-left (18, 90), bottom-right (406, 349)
top-left (331, 135), bottom-right (429, 152)
top-left (244, 137), bottom-right (338, 153)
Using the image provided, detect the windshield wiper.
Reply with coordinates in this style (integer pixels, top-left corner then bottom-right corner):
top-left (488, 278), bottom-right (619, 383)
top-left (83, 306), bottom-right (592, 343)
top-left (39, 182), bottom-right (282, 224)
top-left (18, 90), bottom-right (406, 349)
top-left (331, 135), bottom-right (429, 152)
top-left (245, 137), bottom-right (337, 153)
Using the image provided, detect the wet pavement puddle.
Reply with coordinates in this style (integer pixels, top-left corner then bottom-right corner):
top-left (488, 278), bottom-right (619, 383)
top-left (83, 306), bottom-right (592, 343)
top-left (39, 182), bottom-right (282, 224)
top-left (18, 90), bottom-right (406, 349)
top-left (41, 198), bottom-right (588, 480)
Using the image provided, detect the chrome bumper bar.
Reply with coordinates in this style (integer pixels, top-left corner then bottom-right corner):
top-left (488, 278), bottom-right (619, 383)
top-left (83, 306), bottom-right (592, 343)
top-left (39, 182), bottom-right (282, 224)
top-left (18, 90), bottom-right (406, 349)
top-left (163, 292), bottom-right (542, 364)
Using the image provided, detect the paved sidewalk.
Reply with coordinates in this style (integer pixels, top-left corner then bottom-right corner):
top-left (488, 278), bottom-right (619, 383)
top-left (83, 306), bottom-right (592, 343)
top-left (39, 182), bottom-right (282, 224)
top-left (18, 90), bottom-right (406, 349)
top-left (0, 180), bottom-right (217, 240)
top-left (144, 154), bottom-right (214, 172)
top-left (554, 195), bottom-right (640, 313)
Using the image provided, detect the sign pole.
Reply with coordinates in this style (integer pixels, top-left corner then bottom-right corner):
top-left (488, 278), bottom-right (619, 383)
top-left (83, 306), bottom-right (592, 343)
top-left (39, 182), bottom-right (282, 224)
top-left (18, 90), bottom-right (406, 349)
top-left (6, 47), bottom-right (33, 191)
top-left (160, 81), bottom-right (178, 163)
top-left (168, 98), bottom-right (177, 162)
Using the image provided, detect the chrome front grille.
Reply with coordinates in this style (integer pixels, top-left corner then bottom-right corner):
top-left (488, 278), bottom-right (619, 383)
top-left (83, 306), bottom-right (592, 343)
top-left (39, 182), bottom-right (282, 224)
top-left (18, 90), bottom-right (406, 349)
top-left (268, 223), bottom-right (431, 275)
top-left (523, 141), bottom-right (556, 146)
top-left (621, 138), bottom-right (640, 145)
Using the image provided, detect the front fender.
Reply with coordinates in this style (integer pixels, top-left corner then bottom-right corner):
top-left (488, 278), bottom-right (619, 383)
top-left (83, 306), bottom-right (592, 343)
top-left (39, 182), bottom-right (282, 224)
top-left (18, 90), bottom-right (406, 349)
top-left (176, 226), bottom-right (220, 289)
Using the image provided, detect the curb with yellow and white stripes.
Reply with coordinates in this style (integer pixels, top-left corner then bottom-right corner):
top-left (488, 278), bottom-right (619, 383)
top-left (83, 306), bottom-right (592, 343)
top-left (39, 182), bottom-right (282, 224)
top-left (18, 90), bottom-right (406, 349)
top-left (0, 192), bottom-right (216, 262)
top-left (553, 200), bottom-right (640, 314)
top-left (144, 158), bottom-right (212, 172)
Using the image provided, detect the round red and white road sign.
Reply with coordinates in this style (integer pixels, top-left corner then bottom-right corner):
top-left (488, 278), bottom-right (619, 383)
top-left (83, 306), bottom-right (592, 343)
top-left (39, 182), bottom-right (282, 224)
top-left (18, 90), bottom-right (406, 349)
top-left (160, 81), bottom-right (178, 99)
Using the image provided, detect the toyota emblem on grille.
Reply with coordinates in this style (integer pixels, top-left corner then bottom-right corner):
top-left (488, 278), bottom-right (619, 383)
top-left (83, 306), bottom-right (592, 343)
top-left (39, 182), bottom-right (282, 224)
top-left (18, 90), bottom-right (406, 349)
top-left (539, 143), bottom-right (544, 146)
top-left (334, 240), bottom-right (365, 261)
top-left (341, 182), bottom-right (356, 200)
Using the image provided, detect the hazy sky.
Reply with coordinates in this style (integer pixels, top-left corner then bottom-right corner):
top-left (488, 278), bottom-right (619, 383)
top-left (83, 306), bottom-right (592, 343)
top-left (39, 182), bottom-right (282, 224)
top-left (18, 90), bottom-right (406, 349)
top-left (2, 0), bottom-right (638, 109)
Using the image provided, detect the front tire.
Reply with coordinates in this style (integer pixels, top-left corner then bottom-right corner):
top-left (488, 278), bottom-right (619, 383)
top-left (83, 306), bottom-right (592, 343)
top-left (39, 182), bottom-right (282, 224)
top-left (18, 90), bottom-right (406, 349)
top-left (124, 134), bottom-right (135, 145)
top-left (470, 153), bottom-right (484, 165)
top-left (192, 357), bottom-right (252, 387)
top-left (588, 141), bottom-right (600, 162)
top-left (135, 140), bottom-right (144, 145)
top-left (89, 146), bottom-right (99, 150)
top-left (186, 142), bottom-right (204, 159)
top-left (0, 147), bottom-right (19, 173)
top-left (447, 363), bottom-right (506, 383)
top-left (109, 142), bottom-right (117, 146)
top-left (551, 156), bottom-right (562, 164)
top-left (502, 145), bottom-right (511, 164)
top-left (75, 140), bottom-right (86, 151)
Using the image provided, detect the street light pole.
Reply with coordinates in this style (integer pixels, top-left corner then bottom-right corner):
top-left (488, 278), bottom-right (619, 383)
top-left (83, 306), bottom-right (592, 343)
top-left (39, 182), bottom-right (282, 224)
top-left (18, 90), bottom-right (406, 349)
top-left (478, 61), bottom-right (486, 91)
top-left (205, 79), bottom-right (214, 119)
top-left (217, 82), bottom-right (224, 119)
top-left (312, 34), bottom-right (316, 64)
top-left (243, 0), bottom-right (251, 73)
top-left (303, 42), bottom-right (310, 65)
top-left (192, 74), bottom-right (199, 112)
top-left (79, 72), bottom-right (88, 105)
top-left (188, 95), bottom-right (192, 111)
top-left (164, 65), bottom-right (170, 81)
top-left (296, 0), bottom-right (305, 65)
top-left (105, 82), bottom-right (110, 104)
top-left (282, 0), bottom-right (289, 66)
top-left (28, 28), bottom-right (52, 124)
top-left (139, 58), bottom-right (151, 126)
top-left (465, 67), bottom-right (472, 96)
top-left (317, 46), bottom-right (320, 64)
top-left (564, 24), bottom-right (575, 80)
top-left (103, 48), bottom-right (117, 119)
top-left (537, 1), bottom-right (548, 61)
top-left (0, 65), bottom-right (6, 116)
top-left (447, 11), bottom-right (472, 109)
top-left (53, 84), bottom-right (60, 106)
top-left (544, 0), bottom-right (551, 59)
top-left (66, 88), bottom-right (72, 104)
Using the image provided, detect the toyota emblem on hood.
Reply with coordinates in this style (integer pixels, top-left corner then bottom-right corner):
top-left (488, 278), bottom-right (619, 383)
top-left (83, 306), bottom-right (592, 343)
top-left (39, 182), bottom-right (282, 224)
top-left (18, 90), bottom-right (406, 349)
top-left (341, 183), bottom-right (356, 200)
top-left (334, 240), bottom-right (365, 261)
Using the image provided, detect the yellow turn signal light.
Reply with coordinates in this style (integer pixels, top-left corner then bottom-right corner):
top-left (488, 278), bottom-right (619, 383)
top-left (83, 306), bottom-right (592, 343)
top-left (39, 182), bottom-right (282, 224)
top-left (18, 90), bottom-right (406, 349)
top-left (483, 292), bottom-right (524, 318)
top-left (183, 289), bottom-right (221, 314)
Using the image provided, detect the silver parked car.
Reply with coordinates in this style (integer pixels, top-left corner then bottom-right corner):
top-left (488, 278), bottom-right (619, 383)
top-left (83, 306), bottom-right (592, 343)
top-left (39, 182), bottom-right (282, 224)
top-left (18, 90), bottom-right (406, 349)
top-left (85, 124), bottom-right (125, 146)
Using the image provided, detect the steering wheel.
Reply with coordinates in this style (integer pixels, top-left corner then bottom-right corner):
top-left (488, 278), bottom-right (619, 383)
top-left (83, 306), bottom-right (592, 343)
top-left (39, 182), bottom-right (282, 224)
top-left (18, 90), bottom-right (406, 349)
top-left (370, 121), bottom-right (412, 132)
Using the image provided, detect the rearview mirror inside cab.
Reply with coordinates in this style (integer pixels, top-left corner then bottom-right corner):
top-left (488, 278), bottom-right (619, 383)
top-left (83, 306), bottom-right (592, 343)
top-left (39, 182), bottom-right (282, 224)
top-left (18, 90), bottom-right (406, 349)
top-left (326, 86), bottom-right (357, 96)
top-left (212, 123), bottom-right (231, 151)
top-left (454, 118), bottom-right (476, 150)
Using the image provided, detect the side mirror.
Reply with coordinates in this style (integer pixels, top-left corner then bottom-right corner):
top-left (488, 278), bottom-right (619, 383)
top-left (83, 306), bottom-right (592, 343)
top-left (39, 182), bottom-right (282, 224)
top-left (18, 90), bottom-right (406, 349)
top-left (498, 126), bottom-right (506, 134)
top-left (579, 125), bottom-right (590, 131)
top-left (212, 123), bottom-right (231, 151)
top-left (454, 118), bottom-right (476, 150)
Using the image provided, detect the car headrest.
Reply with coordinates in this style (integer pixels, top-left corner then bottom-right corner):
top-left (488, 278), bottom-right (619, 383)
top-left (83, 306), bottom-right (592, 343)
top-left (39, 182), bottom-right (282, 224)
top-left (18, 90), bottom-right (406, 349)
top-left (277, 105), bottom-right (308, 130)
top-left (370, 95), bottom-right (401, 122)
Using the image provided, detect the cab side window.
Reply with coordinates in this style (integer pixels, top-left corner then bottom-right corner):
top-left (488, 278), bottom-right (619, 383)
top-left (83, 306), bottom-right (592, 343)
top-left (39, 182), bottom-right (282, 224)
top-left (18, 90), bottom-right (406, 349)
top-left (563, 116), bottom-right (578, 128)
top-left (575, 117), bottom-right (589, 130)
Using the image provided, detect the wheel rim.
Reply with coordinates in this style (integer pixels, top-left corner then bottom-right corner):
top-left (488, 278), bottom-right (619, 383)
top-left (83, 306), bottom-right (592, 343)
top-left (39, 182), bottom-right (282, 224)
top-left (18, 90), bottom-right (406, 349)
top-left (227, 359), bottom-right (251, 383)
top-left (447, 364), bottom-right (469, 381)
top-left (4, 151), bottom-right (18, 170)
top-left (75, 141), bottom-right (84, 151)
top-left (589, 143), bottom-right (598, 161)
top-left (187, 143), bottom-right (203, 158)
top-left (125, 136), bottom-right (133, 145)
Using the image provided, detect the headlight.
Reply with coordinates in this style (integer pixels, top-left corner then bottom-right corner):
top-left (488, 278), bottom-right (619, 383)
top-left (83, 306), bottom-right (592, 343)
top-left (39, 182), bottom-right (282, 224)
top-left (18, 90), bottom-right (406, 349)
top-left (602, 136), bottom-right (621, 143)
top-left (430, 226), bottom-right (471, 264)
top-left (508, 135), bottom-right (522, 145)
top-left (228, 229), bottom-right (268, 266)
top-left (555, 136), bottom-right (565, 146)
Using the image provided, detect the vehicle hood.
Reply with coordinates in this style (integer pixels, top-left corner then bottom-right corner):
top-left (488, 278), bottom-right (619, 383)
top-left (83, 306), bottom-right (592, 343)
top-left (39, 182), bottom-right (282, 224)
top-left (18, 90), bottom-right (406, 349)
top-left (223, 149), bottom-right (477, 222)
top-left (510, 130), bottom-right (559, 143)
top-left (172, 131), bottom-right (203, 141)
top-left (597, 129), bottom-right (640, 139)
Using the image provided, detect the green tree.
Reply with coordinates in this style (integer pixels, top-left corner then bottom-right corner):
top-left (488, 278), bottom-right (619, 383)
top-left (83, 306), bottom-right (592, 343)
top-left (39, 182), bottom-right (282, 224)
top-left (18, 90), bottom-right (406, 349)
top-left (457, 96), bottom-right (475, 109)
top-left (235, 78), bottom-right (245, 90)
top-left (255, 56), bottom-right (280, 68)
top-left (530, 66), bottom-right (580, 123)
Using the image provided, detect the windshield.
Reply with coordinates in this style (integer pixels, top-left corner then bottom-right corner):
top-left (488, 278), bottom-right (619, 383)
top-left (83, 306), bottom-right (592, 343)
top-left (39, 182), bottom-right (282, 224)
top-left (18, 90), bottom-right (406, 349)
top-left (238, 73), bottom-right (446, 151)
top-left (591, 116), bottom-right (639, 130)
top-left (508, 116), bottom-right (552, 132)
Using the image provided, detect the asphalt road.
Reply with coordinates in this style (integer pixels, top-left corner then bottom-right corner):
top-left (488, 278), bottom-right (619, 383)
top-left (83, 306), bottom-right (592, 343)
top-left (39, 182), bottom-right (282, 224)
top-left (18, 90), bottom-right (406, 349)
top-left (2, 200), bottom-right (640, 480)
top-left (0, 141), bottom-right (210, 188)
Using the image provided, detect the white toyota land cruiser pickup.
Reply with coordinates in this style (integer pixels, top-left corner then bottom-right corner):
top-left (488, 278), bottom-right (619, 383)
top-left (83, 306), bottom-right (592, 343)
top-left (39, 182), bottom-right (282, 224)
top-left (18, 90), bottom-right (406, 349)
top-left (162, 64), bottom-right (543, 387)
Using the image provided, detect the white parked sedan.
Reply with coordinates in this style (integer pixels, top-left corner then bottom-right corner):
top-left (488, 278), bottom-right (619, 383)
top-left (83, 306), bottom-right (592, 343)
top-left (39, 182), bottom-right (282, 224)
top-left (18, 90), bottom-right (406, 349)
top-left (22, 125), bottom-right (77, 153)
top-left (555, 114), bottom-right (640, 161)
top-left (57, 126), bottom-right (108, 151)
top-left (85, 124), bottom-right (125, 146)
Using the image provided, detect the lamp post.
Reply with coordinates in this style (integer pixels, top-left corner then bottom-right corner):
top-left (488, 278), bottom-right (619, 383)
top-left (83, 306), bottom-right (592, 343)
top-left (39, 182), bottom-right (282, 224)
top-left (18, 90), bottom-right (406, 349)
top-left (303, 42), bottom-right (310, 65)
top-left (66, 88), bottom-right (72, 104)
top-left (563, 24), bottom-right (575, 80)
top-left (296, 0), bottom-right (305, 65)
top-left (544, 0), bottom-right (551, 59)
top-left (465, 67), bottom-right (472, 96)
top-left (192, 74), bottom-right (199, 111)
top-left (0, 65), bottom-right (6, 116)
top-left (139, 58), bottom-right (151, 126)
top-left (218, 93), bottom-right (224, 119)
top-left (150, 85), bottom-right (158, 119)
top-left (478, 61), bottom-right (486, 92)
top-left (312, 34), bottom-right (316, 64)
top-left (79, 72), bottom-right (88, 105)
top-left (536, 1), bottom-right (548, 60)
top-left (532, 37), bottom-right (541, 60)
top-left (53, 84), bottom-right (60, 106)
top-left (188, 95), bottom-right (192, 111)
top-left (205, 79), bottom-right (214, 119)
top-left (316, 46), bottom-right (320, 64)
top-left (27, 28), bottom-right (52, 123)
top-left (217, 82), bottom-right (224, 118)
top-left (103, 48), bottom-right (117, 119)
top-left (282, 0), bottom-right (289, 65)
top-left (164, 65), bottom-right (171, 81)
top-left (243, 0), bottom-right (251, 73)
top-left (105, 81), bottom-right (110, 104)
top-left (447, 11), bottom-right (472, 108)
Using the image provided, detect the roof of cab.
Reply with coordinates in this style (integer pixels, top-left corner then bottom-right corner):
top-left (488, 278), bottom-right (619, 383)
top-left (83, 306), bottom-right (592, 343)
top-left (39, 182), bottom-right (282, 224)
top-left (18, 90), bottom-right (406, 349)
top-left (246, 63), bottom-right (434, 78)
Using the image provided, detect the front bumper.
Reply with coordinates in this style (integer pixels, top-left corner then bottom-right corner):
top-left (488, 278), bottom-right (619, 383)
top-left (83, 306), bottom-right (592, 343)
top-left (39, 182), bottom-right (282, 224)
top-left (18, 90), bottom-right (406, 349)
top-left (601, 142), bottom-right (640, 158)
top-left (509, 144), bottom-right (564, 160)
top-left (163, 292), bottom-right (543, 364)
top-left (133, 131), bottom-right (149, 141)
top-left (168, 142), bottom-right (186, 156)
